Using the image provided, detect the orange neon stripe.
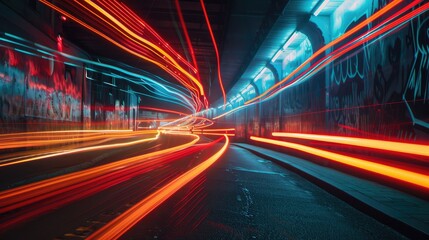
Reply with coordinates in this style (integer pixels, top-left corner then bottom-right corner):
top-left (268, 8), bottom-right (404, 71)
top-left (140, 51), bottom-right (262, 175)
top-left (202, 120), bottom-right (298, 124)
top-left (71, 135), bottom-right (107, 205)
top-left (97, 0), bottom-right (198, 76)
top-left (0, 130), bottom-right (131, 137)
top-left (250, 136), bottom-right (429, 189)
top-left (73, 0), bottom-right (166, 61)
top-left (87, 135), bottom-right (229, 240)
top-left (272, 132), bottom-right (429, 157)
top-left (83, 0), bottom-right (205, 95)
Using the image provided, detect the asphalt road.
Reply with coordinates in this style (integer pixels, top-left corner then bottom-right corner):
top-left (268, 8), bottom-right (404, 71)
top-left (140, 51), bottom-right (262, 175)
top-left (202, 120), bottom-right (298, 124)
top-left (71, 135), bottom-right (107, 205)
top-left (0, 133), bottom-right (192, 190)
top-left (0, 134), bottom-right (221, 239)
top-left (122, 144), bottom-right (407, 240)
top-left (0, 137), bottom-right (408, 239)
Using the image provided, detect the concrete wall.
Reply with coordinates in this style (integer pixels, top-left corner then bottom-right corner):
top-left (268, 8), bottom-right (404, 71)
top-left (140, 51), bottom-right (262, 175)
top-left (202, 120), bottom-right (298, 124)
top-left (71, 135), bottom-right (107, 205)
top-left (0, 1), bottom-right (135, 132)
top-left (220, 0), bottom-right (429, 142)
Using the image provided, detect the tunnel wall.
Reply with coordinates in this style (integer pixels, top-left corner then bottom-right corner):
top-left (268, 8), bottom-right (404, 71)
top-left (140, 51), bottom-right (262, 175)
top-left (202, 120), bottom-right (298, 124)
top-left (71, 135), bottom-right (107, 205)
top-left (0, 1), bottom-right (135, 133)
top-left (223, 1), bottom-right (429, 142)
top-left (0, 1), bottom-right (84, 133)
top-left (0, 41), bottom-right (84, 132)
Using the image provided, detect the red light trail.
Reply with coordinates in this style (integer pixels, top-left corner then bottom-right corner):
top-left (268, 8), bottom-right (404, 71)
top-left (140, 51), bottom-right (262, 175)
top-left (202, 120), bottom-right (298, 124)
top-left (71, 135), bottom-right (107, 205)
top-left (250, 136), bottom-right (429, 190)
top-left (245, 0), bottom-right (424, 105)
top-left (0, 130), bottom-right (159, 167)
top-left (174, 0), bottom-right (201, 81)
top-left (200, 0), bottom-right (227, 107)
top-left (39, 0), bottom-right (206, 112)
top-left (0, 133), bottom-right (213, 229)
top-left (87, 134), bottom-right (229, 240)
top-left (272, 132), bottom-right (429, 157)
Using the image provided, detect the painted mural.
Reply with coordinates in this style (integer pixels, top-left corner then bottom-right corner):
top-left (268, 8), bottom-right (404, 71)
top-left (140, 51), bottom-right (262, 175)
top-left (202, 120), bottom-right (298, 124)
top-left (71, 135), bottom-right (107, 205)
top-left (220, 0), bottom-right (429, 143)
top-left (0, 38), bottom-right (135, 133)
top-left (328, 1), bottom-right (429, 141)
top-left (328, 15), bottom-right (368, 137)
top-left (90, 83), bottom-right (129, 130)
top-left (0, 45), bottom-right (82, 132)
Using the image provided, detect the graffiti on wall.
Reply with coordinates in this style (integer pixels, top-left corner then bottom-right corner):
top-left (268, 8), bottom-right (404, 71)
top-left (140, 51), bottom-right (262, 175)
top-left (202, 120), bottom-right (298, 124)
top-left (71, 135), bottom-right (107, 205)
top-left (403, 15), bottom-right (429, 130)
top-left (0, 49), bottom-right (25, 123)
top-left (90, 82), bottom-right (129, 130)
top-left (328, 1), bottom-right (429, 141)
top-left (0, 45), bottom-right (82, 131)
top-left (329, 15), bottom-right (367, 136)
top-left (196, 1), bottom-right (429, 141)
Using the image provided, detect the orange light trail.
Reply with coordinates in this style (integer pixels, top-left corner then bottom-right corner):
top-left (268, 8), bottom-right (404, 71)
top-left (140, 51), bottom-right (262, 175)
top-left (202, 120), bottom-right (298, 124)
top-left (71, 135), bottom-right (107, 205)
top-left (215, 1), bottom-right (424, 119)
top-left (272, 132), bottom-right (429, 157)
top-left (0, 130), bottom-right (152, 151)
top-left (271, 0), bottom-right (425, 102)
top-left (39, 0), bottom-right (205, 111)
top-left (87, 134), bottom-right (229, 240)
top-left (0, 134), bottom-right (200, 214)
top-left (197, 128), bottom-right (235, 132)
top-left (193, 117), bottom-right (214, 129)
top-left (85, 0), bottom-right (204, 96)
top-left (0, 130), bottom-right (159, 167)
top-left (0, 129), bottom-right (132, 138)
top-left (245, 0), bottom-right (416, 104)
top-left (37, 1), bottom-right (165, 72)
top-left (112, 0), bottom-right (198, 73)
top-left (250, 136), bottom-right (429, 190)
top-left (0, 135), bottom-right (229, 230)
top-left (138, 119), bottom-right (179, 122)
top-left (159, 115), bottom-right (215, 131)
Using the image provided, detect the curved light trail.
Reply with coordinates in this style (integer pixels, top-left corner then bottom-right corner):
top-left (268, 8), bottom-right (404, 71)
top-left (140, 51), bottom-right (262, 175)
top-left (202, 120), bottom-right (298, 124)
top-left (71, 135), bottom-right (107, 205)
top-left (0, 33), bottom-right (197, 113)
top-left (0, 130), bottom-right (160, 168)
top-left (244, 0), bottom-right (422, 105)
top-left (39, 0), bottom-right (205, 111)
top-left (200, 0), bottom-right (227, 107)
top-left (0, 134), bottom-right (200, 215)
top-left (261, 0), bottom-right (429, 103)
top-left (175, 0), bottom-right (201, 82)
top-left (87, 134), bottom-right (229, 240)
top-left (0, 130), bottom-right (152, 150)
top-left (250, 136), bottom-right (429, 190)
top-left (0, 134), bottom-right (231, 230)
top-left (216, 0), bottom-right (428, 120)
top-left (272, 132), bottom-right (429, 157)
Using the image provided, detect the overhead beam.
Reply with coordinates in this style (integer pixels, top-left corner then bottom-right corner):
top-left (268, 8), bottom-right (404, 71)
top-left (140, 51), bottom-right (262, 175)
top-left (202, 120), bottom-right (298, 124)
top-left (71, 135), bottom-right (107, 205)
top-left (225, 0), bottom-right (291, 94)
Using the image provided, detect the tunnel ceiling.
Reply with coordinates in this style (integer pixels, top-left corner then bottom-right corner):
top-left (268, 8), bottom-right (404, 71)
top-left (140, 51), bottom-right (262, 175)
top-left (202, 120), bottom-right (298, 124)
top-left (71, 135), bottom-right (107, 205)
top-left (61, 0), bottom-right (340, 108)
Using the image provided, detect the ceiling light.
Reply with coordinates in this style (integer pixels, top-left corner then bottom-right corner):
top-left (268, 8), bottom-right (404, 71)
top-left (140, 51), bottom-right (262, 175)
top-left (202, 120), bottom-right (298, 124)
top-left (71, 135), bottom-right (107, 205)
top-left (271, 49), bottom-right (284, 62)
top-left (282, 32), bottom-right (298, 50)
top-left (254, 67), bottom-right (268, 81)
top-left (313, 0), bottom-right (330, 16)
